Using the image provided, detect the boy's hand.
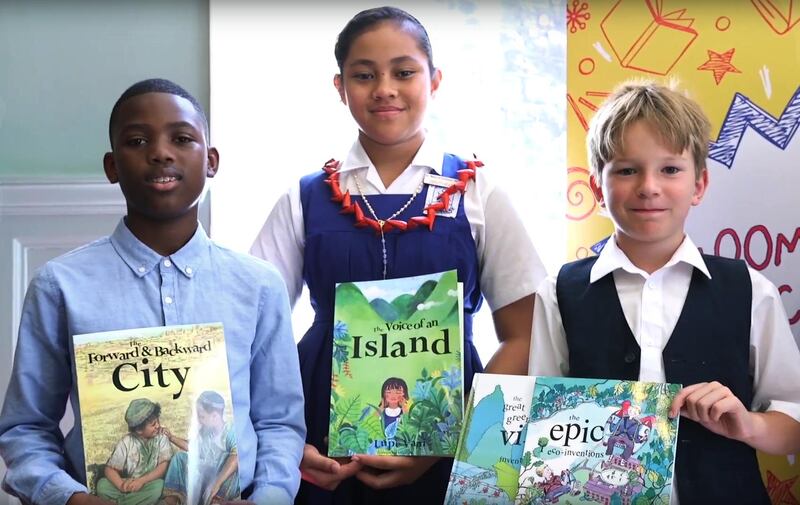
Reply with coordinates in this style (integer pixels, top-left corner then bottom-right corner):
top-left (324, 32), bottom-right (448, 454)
top-left (301, 443), bottom-right (362, 491)
top-left (669, 382), bottom-right (754, 442)
top-left (67, 493), bottom-right (114, 505)
top-left (353, 455), bottom-right (439, 489)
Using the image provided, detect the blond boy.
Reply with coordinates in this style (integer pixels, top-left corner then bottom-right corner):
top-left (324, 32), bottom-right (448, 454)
top-left (529, 82), bottom-right (800, 504)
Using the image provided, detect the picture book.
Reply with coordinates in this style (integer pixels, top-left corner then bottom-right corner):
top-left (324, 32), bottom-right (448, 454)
top-left (516, 377), bottom-right (680, 505)
top-left (444, 373), bottom-right (537, 505)
top-left (328, 269), bottom-right (464, 457)
top-left (73, 323), bottom-right (240, 505)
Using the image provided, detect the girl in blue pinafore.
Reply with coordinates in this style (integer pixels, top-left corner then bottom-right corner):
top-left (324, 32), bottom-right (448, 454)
top-left (250, 6), bottom-right (546, 504)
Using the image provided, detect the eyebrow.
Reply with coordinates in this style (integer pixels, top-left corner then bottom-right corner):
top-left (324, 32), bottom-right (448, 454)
top-left (119, 121), bottom-right (202, 133)
top-left (348, 55), bottom-right (421, 67)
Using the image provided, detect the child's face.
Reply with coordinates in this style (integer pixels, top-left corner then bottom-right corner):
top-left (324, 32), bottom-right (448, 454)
top-left (103, 92), bottom-right (219, 224)
top-left (593, 121), bottom-right (708, 259)
top-left (197, 406), bottom-right (223, 429)
top-left (384, 386), bottom-right (405, 408)
top-left (136, 417), bottom-right (161, 439)
top-left (334, 21), bottom-right (441, 152)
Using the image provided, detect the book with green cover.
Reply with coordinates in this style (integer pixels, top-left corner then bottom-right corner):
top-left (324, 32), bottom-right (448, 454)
top-left (516, 377), bottom-right (680, 505)
top-left (444, 373), bottom-right (537, 505)
top-left (73, 323), bottom-right (240, 505)
top-left (328, 269), bottom-right (464, 457)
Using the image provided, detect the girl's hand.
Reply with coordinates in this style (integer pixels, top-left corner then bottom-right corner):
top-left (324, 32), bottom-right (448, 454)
top-left (353, 455), bottom-right (439, 489)
top-left (669, 382), bottom-right (755, 441)
top-left (301, 443), bottom-right (363, 491)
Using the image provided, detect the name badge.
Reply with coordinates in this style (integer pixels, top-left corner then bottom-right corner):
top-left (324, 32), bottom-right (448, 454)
top-left (423, 173), bottom-right (458, 187)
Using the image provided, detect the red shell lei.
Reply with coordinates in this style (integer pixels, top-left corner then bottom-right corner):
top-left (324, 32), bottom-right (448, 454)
top-left (322, 158), bottom-right (483, 233)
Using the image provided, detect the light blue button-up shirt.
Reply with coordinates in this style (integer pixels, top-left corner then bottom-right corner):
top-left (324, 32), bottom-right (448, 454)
top-left (0, 220), bottom-right (305, 505)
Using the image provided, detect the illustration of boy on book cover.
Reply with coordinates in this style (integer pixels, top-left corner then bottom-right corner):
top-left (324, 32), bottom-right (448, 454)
top-left (444, 373), bottom-right (537, 505)
top-left (328, 270), bottom-right (464, 457)
top-left (516, 377), bottom-right (680, 505)
top-left (73, 323), bottom-right (240, 505)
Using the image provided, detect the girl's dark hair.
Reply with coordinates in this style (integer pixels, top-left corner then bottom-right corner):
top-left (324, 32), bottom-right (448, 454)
top-left (380, 377), bottom-right (409, 402)
top-left (130, 404), bottom-right (162, 433)
top-left (334, 6), bottom-right (435, 75)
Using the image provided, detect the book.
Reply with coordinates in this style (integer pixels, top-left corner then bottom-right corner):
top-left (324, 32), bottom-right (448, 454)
top-left (444, 373), bottom-right (537, 505)
top-left (445, 375), bottom-right (681, 505)
top-left (328, 269), bottom-right (464, 457)
top-left (600, 0), bottom-right (698, 75)
top-left (751, 0), bottom-right (800, 35)
top-left (73, 323), bottom-right (241, 505)
top-left (516, 377), bottom-right (680, 505)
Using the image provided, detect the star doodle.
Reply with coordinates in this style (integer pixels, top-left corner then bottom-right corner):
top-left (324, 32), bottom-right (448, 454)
top-left (697, 48), bottom-right (741, 85)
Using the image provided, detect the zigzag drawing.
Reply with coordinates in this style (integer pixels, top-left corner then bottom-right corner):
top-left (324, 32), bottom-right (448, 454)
top-left (709, 85), bottom-right (800, 168)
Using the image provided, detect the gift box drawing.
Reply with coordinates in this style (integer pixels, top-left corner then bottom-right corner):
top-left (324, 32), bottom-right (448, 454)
top-left (751, 0), bottom-right (799, 35)
top-left (601, 0), bottom-right (698, 75)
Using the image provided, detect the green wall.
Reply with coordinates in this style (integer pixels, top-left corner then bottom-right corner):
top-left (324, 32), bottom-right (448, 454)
top-left (0, 1), bottom-right (209, 180)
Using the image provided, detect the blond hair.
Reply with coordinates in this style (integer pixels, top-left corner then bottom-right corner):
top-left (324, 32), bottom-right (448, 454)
top-left (586, 80), bottom-right (711, 180)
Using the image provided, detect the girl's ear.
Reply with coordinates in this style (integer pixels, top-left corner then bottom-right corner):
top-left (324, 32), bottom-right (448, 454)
top-left (430, 68), bottom-right (442, 97)
top-left (334, 74), bottom-right (346, 104)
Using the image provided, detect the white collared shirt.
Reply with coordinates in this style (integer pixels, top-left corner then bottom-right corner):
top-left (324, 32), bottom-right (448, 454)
top-left (529, 235), bottom-right (800, 504)
top-left (250, 136), bottom-right (546, 312)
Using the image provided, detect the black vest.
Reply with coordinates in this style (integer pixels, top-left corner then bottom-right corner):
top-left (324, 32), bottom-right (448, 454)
top-left (556, 255), bottom-right (769, 504)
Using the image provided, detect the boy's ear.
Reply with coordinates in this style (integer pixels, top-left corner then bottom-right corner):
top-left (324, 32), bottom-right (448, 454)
top-left (430, 68), bottom-right (442, 96)
top-left (589, 173), bottom-right (605, 207)
top-left (692, 168), bottom-right (709, 205)
top-left (103, 152), bottom-right (119, 184)
top-left (206, 147), bottom-right (220, 178)
top-left (333, 74), bottom-right (346, 104)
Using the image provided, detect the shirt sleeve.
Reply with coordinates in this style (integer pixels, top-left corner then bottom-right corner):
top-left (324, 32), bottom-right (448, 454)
top-left (528, 276), bottom-right (571, 377)
top-left (247, 266), bottom-right (305, 505)
top-left (249, 184), bottom-right (305, 307)
top-left (0, 266), bottom-right (88, 505)
top-left (748, 268), bottom-right (800, 421)
top-left (105, 438), bottom-right (129, 471)
top-left (469, 170), bottom-right (547, 311)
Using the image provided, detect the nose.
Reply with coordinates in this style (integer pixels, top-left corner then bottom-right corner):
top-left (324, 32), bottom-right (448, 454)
top-left (148, 137), bottom-right (174, 165)
top-left (637, 171), bottom-right (660, 197)
top-left (372, 73), bottom-right (397, 100)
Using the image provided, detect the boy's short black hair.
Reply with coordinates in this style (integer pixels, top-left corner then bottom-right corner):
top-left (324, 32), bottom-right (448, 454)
top-left (108, 78), bottom-right (209, 146)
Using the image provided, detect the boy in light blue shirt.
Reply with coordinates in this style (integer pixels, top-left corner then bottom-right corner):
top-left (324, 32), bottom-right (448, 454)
top-left (0, 79), bottom-right (305, 505)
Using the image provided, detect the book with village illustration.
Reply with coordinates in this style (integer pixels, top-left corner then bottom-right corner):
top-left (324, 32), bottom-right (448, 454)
top-left (444, 373), bottom-right (537, 505)
top-left (516, 377), bottom-right (680, 505)
top-left (328, 269), bottom-right (464, 457)
top-left (73, 323), bottom-right (241, 505)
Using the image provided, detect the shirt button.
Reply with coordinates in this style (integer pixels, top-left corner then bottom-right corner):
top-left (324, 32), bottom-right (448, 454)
top-left (647, 282), bottom-right (656, 290)
top-left (186, 267), bottom-right (193, 275)
top-left (624, 352), bottom-right (637, 364)
top-left (138, 266), bottom-right (146, 273)
top-left (164, 296), bottom-right (173, 304)
top-left (164, 259), bottom-right (172, 267)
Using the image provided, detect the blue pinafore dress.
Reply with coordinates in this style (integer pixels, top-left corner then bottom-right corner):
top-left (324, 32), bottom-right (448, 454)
top-left (296, 154), bottom-right (484, 505)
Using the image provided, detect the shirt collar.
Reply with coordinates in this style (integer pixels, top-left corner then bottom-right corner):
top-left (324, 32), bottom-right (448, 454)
top-left (589, 234), bottom-right (711, 283)
top-left (109, 218), bottom-right (211, 279)
top-left (338, 133), bottom-right (444, 175)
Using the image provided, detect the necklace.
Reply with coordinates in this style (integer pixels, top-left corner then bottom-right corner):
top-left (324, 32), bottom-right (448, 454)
top-left (321, 157), bottom-right (482, 278)
top-left (354, 174), bottom-right (425, 278)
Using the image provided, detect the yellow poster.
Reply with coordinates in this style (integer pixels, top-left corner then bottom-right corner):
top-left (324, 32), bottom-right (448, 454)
top-left (566, 1), bottom-right (800, 501)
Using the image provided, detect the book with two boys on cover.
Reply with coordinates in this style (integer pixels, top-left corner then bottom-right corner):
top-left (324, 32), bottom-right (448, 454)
top-left (73, 323), bottom-right (240, 505)
top-left (446, 374), bottom-right (680, 505)
top-left (328, 269), bottom-right (464, 457)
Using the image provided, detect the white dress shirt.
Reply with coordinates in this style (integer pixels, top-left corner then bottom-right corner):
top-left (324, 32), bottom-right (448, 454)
top-left (529, 235), bottom-right (800, 504)
top-left (250, 136), bottom-right (546, 313)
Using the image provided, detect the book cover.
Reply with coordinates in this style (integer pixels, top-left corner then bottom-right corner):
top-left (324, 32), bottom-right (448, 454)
top-left (73, 323), bottom-right (240, 505)
top-left (516, 377), bottom-right (680, 505)
top-left (328, 270), bottom-right (464, 457)
top-left (600, 0), bottom-right (698, 75)
top-left (444, 373), bottom-right (537, 505)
